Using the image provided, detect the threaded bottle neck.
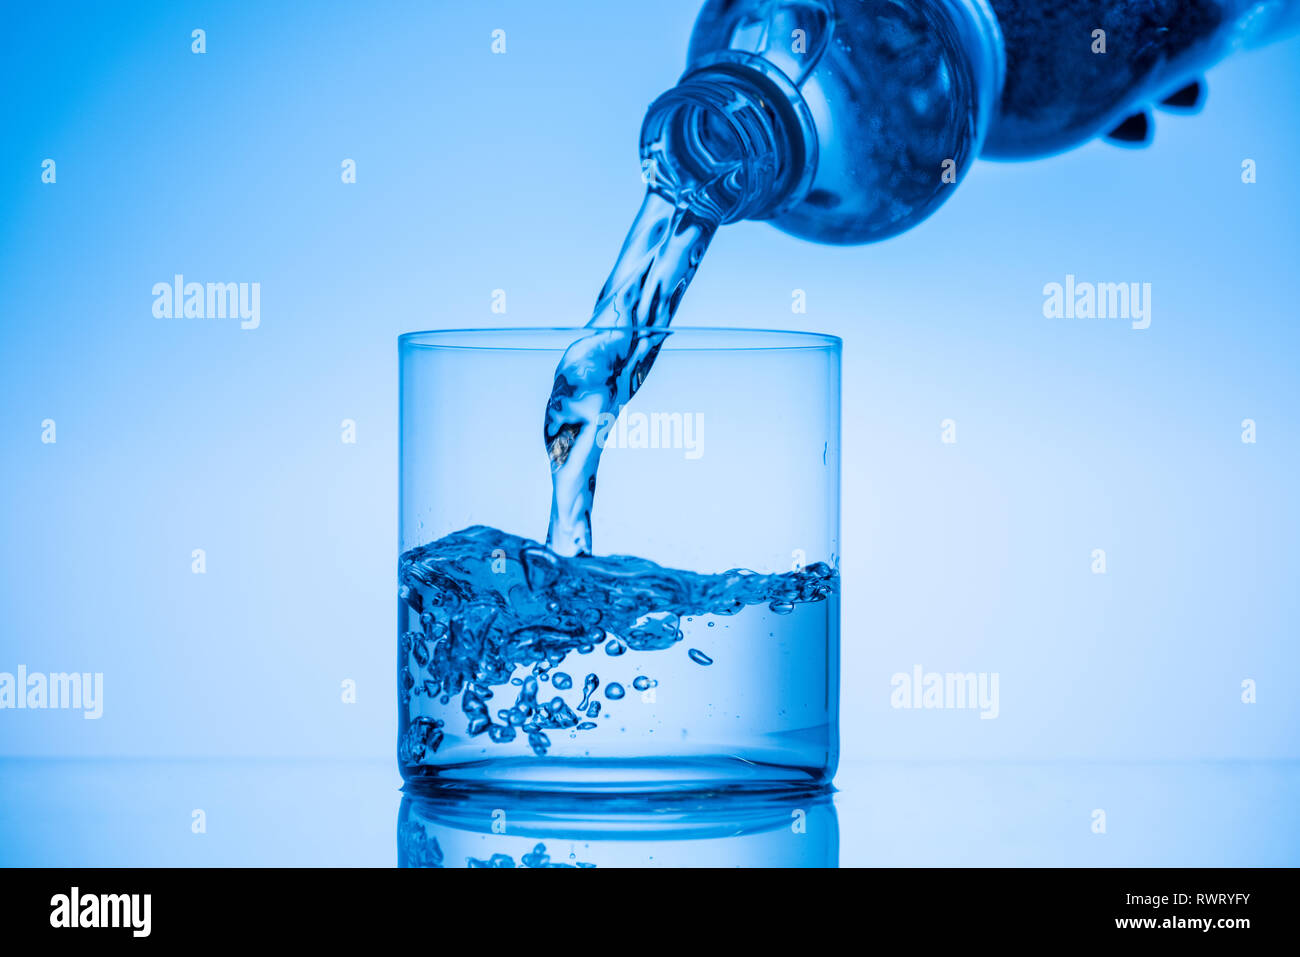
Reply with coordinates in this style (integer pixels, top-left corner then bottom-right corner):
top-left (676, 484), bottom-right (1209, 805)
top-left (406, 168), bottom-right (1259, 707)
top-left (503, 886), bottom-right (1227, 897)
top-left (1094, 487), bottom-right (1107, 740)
top-left (639, 64), bottom-right (806, 225)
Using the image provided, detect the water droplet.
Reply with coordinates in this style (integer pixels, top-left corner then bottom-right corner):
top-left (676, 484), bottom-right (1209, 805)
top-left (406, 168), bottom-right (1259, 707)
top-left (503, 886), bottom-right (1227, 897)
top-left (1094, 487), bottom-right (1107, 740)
top-left (551, 672), bottom-right (573, 690)
top-left (632, 676), bottom-right (653, 691)
top-left (688, 648), bottom-right (713, 666)
top-left (605, 682), bottom-right (625, 700)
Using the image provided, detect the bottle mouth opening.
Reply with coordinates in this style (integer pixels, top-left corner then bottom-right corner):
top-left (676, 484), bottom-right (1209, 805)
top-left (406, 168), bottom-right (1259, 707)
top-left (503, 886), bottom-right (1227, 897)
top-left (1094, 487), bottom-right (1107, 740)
top-left (640, 64), bottom-right (807, 224)
top-left (640, 85), bottom-right (762, 224)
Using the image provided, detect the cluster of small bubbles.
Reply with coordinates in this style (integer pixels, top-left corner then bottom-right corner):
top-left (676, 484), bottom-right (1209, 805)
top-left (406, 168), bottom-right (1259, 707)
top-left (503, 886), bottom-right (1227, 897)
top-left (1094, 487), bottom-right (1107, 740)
top-left (467, 843), bottom-right (594, 869)
top-left (400, 717), bottom-right (445, 764)
top-left (458, 675), bottom-right (586, 756)
top-left (605, 682), bottom-right (626, 700)
top-left (688, 648), bottom-right (714, 666)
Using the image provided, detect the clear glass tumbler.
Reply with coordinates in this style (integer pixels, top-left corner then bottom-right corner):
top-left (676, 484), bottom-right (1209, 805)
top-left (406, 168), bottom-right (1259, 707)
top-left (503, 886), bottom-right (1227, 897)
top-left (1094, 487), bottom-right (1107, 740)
top-left (398, 327), bottom-right (840, 793)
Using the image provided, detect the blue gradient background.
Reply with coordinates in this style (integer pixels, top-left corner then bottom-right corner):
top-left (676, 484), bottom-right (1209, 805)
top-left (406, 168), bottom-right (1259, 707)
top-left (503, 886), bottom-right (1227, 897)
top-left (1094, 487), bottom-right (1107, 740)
top-left (1, 0), bottom-right (1297, 865)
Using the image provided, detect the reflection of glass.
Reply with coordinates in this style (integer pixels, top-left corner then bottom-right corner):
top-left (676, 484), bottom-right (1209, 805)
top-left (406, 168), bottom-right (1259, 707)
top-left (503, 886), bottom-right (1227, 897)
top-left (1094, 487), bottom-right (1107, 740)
top-left (397, 787), bottom-right (838, 868)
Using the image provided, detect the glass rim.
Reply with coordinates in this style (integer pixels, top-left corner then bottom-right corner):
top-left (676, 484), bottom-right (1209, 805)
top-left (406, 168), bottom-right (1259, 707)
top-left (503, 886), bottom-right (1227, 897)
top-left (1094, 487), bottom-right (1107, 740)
top-left (399, 326), bottom-right (841, 353)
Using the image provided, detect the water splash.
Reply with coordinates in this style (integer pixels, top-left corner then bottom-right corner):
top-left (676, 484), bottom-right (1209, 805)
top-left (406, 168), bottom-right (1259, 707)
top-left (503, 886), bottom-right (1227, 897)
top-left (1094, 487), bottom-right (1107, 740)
top-left (399, 525), bottom-right (837, 759)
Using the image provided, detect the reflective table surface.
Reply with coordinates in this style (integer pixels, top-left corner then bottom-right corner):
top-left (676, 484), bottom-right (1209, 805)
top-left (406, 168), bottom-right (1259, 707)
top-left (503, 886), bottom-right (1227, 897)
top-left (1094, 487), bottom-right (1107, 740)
top-left (3, 758), bottom-right (1296, 867)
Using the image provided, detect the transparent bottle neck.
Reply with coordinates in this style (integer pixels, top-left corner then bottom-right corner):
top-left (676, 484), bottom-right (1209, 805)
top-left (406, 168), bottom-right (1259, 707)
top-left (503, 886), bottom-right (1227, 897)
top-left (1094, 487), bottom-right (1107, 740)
top-left (639, 64), bottom-right (806, 225)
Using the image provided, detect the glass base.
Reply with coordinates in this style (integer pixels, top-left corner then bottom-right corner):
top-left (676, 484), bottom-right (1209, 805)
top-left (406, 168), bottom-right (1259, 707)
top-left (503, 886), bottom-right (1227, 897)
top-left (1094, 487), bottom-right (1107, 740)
top-left (401, 755), bottom-right (834, 797)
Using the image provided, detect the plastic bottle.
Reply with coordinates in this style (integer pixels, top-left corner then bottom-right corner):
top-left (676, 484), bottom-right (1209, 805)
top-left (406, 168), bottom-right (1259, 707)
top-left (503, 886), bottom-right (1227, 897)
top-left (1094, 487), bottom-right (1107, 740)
top-left (639, 0), bottom-right (1300, 244)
